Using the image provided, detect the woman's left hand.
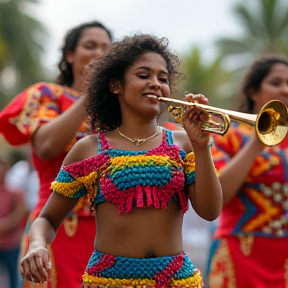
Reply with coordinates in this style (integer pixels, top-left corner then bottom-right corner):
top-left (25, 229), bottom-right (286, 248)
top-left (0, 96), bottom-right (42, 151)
top-left (182, 94), bottom-right (211, 151)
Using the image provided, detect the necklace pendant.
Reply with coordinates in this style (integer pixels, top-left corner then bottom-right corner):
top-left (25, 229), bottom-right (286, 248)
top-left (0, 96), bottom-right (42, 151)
top-left (134, 139), bottom-right (145, 145)
top-left (116, 126), bottom-right (160, 146)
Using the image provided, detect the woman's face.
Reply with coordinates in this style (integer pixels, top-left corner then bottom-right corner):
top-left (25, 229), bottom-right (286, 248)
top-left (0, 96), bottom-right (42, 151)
top-left (118, 52), bottom-right (170, 119)
top-left (67, 27), bottom-right (111, 82)
top-left (251, 63), bottom-right (288, 112)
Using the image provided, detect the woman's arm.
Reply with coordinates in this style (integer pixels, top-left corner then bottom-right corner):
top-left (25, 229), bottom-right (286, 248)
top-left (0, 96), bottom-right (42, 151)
top-left (177, 94), bottom-right (223, 221)
top-left (20, 192), bottom-right (78, 283)
top-left (20, 137), bottom-right (96, 283)
top-left (32, 98), bottom-right (87, 159)
top-left (188, 144), bottom-right (222, 221)
top-left (217, 133), bottom-right (264, 204)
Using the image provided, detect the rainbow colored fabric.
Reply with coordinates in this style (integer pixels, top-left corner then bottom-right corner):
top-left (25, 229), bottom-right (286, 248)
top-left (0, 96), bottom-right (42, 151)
top-left (82, 250), bottom-right (203, 288)
top-left (51, 129), bottom-right (196, 213)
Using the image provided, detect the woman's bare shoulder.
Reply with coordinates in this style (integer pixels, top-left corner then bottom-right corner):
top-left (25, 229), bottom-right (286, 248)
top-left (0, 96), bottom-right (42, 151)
top-left (63, 134), bottom-right (99, 166)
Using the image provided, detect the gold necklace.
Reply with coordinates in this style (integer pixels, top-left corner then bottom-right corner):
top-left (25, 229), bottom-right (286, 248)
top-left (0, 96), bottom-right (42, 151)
top-left (116, 126), bottom-right (160, 146)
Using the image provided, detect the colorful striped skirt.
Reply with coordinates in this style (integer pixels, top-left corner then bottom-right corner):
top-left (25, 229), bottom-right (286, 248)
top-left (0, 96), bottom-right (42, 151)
top-left (83, 250), bottom-right (203, 288)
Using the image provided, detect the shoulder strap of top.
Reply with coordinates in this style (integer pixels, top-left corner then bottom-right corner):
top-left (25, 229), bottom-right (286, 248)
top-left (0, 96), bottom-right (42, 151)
top-left (96, 134), bottom-right (102, 153)
top-left (163, 129), bottom-right (174, 145)
top-left (97, 132), bottom-right (110, 152)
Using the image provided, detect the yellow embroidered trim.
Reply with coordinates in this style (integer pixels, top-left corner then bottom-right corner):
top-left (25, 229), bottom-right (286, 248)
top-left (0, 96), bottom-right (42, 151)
top-left (208, 239), bottom-right (236, 288)
top-left (83, 272), bottom-right (202, 287)
top-left (239, 235), bottom-right (254, 257)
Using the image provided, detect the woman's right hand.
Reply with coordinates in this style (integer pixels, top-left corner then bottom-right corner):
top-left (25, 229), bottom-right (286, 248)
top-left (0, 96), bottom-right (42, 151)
top-left (20, 247), bottom-right (51, 284)
top-left (183, 94), bottom-right (211, 151)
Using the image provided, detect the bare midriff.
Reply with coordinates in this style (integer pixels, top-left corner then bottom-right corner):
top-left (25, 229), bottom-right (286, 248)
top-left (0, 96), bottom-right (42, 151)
top-left (94, 201), bottom-right (183, 258)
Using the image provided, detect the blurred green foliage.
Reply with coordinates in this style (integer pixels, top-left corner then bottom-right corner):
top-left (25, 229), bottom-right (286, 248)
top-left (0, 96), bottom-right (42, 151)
top-left (182, 0), bottom-right (288, 109)
top-left (0, 0), bottom-right (49, 109)
top-left (180, 48), bottom-right (235, 109)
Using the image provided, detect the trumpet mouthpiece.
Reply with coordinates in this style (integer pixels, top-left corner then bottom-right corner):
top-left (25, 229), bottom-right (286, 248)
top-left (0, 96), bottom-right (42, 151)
top-left (145, 95), bottom-right (158, 100)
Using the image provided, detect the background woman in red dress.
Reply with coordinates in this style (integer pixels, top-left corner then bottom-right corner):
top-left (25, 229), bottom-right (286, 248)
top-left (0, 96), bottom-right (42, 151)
top-left (208, 54), bottom-right (288, 288)
top-left (0, 21), bottom-right (112, 288)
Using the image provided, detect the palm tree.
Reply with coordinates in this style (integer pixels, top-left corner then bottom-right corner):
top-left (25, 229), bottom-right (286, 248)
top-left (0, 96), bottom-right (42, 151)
top-left (216, 0), bottom-right (288, 64)
top-left (181, 46), bottom-right (235, 109)
top-left (0, 0), bottom-right (49, 108)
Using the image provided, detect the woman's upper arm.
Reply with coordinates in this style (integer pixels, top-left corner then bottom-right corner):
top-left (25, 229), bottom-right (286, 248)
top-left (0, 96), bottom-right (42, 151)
top-left (39, 135), bottom-right (99, 230)
top-left (39, 192), bottom-right (78, 231)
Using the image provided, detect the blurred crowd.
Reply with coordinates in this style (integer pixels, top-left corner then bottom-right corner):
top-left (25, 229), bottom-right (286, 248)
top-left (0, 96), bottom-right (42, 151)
top-left (0, 150), bottom-right (39, 288)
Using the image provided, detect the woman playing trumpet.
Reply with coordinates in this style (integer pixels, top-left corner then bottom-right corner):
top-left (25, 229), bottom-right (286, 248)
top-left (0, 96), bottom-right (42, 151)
top-left (19, 33), bottom-right (222, 288)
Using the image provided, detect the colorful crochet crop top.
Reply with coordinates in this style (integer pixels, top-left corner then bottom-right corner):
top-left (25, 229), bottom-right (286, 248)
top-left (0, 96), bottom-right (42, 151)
top-left (51, 129), bottom-right (196, 214)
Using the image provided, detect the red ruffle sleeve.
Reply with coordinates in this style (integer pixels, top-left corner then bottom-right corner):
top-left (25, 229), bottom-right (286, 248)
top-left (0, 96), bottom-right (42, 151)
top-left (0, 82), bottom-right (63, 145)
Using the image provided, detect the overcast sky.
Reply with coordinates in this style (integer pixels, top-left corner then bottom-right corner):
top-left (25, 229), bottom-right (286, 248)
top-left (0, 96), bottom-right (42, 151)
top-left (33, 0), bottom-right (242, 72)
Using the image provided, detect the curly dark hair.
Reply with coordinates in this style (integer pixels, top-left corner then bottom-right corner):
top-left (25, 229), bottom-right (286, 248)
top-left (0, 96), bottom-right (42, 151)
top-left (55, 21), bottom-right (112, 87)
top-left (83, 33), bottom-right (182, 131)
top-left (238, 54), bottom-right (288, 113)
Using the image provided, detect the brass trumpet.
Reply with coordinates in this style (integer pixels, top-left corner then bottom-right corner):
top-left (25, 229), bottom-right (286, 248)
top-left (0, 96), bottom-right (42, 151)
top-left (155, 96), bottom-right (288, 146)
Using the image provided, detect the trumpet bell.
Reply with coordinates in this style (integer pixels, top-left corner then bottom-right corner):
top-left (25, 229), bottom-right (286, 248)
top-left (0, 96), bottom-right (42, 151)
top-left (256, 100), bottom-right (288, 146)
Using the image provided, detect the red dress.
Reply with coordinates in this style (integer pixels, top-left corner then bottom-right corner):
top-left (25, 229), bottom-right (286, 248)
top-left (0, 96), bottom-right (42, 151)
top-left (208, 122), bottom-right (288, 288)
top-left (0, 82), bottom-right (95, 288)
